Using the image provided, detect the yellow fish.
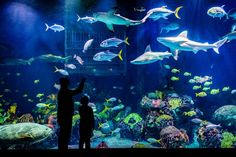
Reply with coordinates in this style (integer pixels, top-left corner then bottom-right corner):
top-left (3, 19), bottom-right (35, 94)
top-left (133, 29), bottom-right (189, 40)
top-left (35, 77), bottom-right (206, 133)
top-left (196, 92), bottom-right (207, 97)
top-left (36, 93), bottom-right (44, 98)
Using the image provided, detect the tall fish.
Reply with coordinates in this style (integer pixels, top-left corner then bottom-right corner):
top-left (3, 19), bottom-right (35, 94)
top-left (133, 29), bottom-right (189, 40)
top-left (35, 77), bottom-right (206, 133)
top-left (143, 6), bottom-right (183, 21)
top-left (93, 50), bottom-right (123, 62)
top-left (93, 9), bottom-right (145, 32)
top-left (100, 37), bottom-right (129, 47)
top-left (130, 45), bottom-right (172, 64)
top-left (83, 39), bottom-right (94, 53)
top-left (45, 23), bottom-right (65, 32)
top-left (207, 5), bottom-right (228, 20)
top-left (157, 30), bottom-right (227, 60)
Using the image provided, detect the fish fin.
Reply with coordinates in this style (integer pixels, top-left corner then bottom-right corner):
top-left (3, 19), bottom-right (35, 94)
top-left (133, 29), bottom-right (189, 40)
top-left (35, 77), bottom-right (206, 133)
top-left (171, 49), bottom-right (179, 61)
top-left (105, 23), bottom-right (114, 32)
top-left (175, 6), bottom-right (183, 19)
top-left (161, 6), bottom-right (167, 8)
top-left (145, 45), bottom-right (152, 52)
top-left (160, 28), bottom-right (163, 33)
top-left (178, 30), bottom-right (188, 38)
top-left (108, 9), bottom-right (117, 15)
top-left (193, 49), bottom-right (198, 54)
top-left (105, 99), bottom-right (109, 103)
top-left (77, 14), bottom-right (81, 22)
top-left (166, 30), bottom-right (170, 33)
top-left (117, 50), bottom-right (123, 61)
top-left (54, 66), bottom-right (59, 72)
top-left (124, 37), bottom-right (130, 45)
top-left (213, 38), bottom-right (227, 54)
top-left (195, 93), bottom-right (198, 97)
top-left (162, 16), bottom-right (168, 19)
top-left (221, 5), bottom-right (225, 8)
top-left (45, 23), bottom-right (50, 31)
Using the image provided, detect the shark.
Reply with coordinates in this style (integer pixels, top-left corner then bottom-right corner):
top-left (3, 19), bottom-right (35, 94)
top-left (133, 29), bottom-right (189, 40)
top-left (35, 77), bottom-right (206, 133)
top-left (157, 30), bottom-right (227, 60)
top-left (93, 9), bottom-right (145, 32)
top-left (130, 45), bottom-right (172, 65)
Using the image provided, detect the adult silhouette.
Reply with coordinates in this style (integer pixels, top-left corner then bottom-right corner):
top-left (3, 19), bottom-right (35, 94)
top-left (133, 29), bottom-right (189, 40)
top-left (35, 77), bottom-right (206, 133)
top-left (57, 77), bottom-right (85, 150)
top-left (79, 96), bottom-right (95, 149)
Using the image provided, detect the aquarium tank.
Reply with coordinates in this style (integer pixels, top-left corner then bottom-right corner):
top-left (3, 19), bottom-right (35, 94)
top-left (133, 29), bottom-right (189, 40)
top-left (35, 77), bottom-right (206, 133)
top-left (0, 0), bottom-right (236, 150)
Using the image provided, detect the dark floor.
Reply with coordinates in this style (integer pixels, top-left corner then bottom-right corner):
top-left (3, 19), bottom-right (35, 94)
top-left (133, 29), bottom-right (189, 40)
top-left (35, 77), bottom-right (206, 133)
top-left (1, 149), bottom-right (236, 157)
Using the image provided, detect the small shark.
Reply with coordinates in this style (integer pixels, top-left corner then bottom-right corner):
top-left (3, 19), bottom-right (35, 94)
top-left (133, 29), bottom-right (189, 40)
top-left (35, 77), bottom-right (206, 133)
top-left (35, 54), bottom-right (72, 63)
top-left (0, 58), bottom-right (34, 66)
top-left (93, 9), bottom-right (145, 32)
top-left (130, 45), bottom-right (172, 65)
top-left (157, 30), bottom-right (227, 60)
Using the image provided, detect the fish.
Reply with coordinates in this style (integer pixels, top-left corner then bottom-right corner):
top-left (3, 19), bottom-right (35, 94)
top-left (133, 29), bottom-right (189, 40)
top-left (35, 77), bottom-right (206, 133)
top-left (222, 31), bottom-right (236, 42)
top-left (93, 9), bottom-right (145, 32)
top-left (160, 23), bottom-right (180, 33)
top-left (15, 73), bottom-right (21, 76)
top-left (222, 86), bottom-right (230, 92)
top-left (210, 89), bottom-right (220, 95)
top-left (144, 6), bottom-right (183, 21)
top-left (188, 79), bottom-right (196, 84)
top-left (83, 39), bottom-right (94, 53)
top-left (191, 118), bottom-right (203, 124)
top-left (129, 86), bottom-right (135, 90)
top-left (4, 89), bottom-right (11, 93)
top-left (183, 72), bottom-right (191, 76)
top-left (105, 97), bottom-right (117, 103)
top-left (73, 54), bottom-right (84, 65)
top-left (36, 103), bottom-right (50, 108)
top-left (34, 54), bottom-right (72, 63)
top-left (171, 68), bottom-right (180, 73)
top-left (196, 92), bottom-right (207, 97)
top-left (54, 83), bottom-right (61, 90)
top-left (0, 58), bottom-right (34, 66)
top-left (171, 76), bottom-right (179, 81)
top-left (134, 7), bottom-right (146, 12)
top-left (202, 87), bottom-right (211, 91)
top-left (112, 86), bottom-right (123, 90)
top-left (34, 80), bottom-right (40, 84)
top-left (111, 104), bottom-right (124, 111)
top-left (100, 37), bottom-right (129, 47)
top-left (98, 122), bottom-right (110, 129)
top-left (193, 85), bottom-right (201, 90)
top-left (77, 15), bottom-right (97, 24)
top-left (45, 23), bottom-right (64, 32)
top-left (164, 64), bottom-right (170, 69)
top-left (93, 50), bottom-right (123, 62)
top-left (205, 123), bottom-right (221, 130)
top-left (27, 99), bottom-right (34, 103)
top-left (0, 95), bottom-right (3, 98)
top-left (54, 66), bottom-right (69, 76)
top-left (147, 138), bottom-right (161, 144)
top-left (231, 89), bottom-right (236, 94)
top-left (22, 94), bottom-right (28, 98)
top-left (130, 45), bottom-right (172, 64)
top-left (36, 93), bottom-right (44, 98)
top-left (65, 64), bottom-right (76, 69)
top-left (195, 76), bottom-right (212, 84)
top-left (207, 5), bottom-right (228, 20)
top-left (204, 81), bottom-right (213, 86)
top-left (157, 31), bottom-right (227, 60)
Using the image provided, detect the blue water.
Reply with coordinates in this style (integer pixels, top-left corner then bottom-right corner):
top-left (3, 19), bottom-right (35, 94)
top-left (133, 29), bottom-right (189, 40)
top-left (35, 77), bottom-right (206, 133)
top-left (0, 0), bottom-right (236, 149)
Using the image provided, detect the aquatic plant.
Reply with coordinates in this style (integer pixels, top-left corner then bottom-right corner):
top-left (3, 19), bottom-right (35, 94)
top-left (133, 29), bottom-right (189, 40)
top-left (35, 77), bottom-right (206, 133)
top-left (168, 98), bottom-right (182, 110)
top-left (123, 113), bottom-right (143, 128)
top-left (221, 132), bottom-right (236, 148)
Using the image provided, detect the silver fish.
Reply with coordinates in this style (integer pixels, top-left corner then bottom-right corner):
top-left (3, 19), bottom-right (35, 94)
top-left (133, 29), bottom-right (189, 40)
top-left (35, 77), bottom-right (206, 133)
top-left (45, 23), bottom-right (64, 32)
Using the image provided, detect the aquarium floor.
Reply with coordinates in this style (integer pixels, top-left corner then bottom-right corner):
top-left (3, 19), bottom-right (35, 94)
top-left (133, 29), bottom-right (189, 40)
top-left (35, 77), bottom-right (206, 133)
top-left (1, 149), bottom-right (236, 157)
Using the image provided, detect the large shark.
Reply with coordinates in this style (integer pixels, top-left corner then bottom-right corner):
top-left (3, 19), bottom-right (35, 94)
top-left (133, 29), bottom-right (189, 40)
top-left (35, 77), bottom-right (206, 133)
top-left (157, 30), bottom-right (227, 60)
top-left (130, 45), bottom-right (172, 65)
top-left (93, 9), bottom-right (145, 32)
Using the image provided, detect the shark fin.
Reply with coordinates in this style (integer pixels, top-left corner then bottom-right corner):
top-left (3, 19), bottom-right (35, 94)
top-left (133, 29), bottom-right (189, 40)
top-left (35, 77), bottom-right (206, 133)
top-left (193, 49), bottom-right (198, 54)
top-left (221, 5), bottom-right (225, 8)
top-left (145, 45), bottom-right (152, 52)
top-left (178, 30), bottom-right (188, 38)
top-left (161, 6), bottom-right (167, 8)
top-left (106, 23), bottom-right (114, 32)
top-left (213, 38), bottom-right (227, 54)
top-left (171, 49), bottom-right (179, 61)
top-left (108, 9), bottom-right (117, 15)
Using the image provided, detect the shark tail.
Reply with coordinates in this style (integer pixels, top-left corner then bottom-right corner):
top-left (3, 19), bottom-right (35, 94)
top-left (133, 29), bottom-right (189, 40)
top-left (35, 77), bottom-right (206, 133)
top-left (174, 6), bottom-right (183, 19)
top-left (117, 50), bottom-right (123, 61)
top-left (28, 57), bottom-right (35, 65)
top-left (45, 23), bottom-right (50, 31)
top-left (77, 14), bottom-right (81, 22)
top-left (213, 38), bottom-right (227, 54)
top-left (124, 37), bottom-right (130, 45)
